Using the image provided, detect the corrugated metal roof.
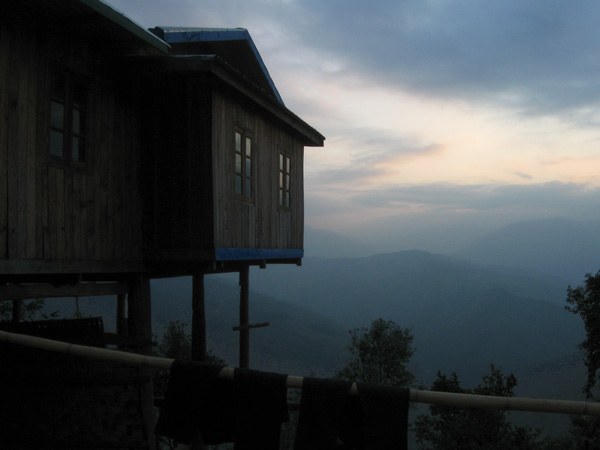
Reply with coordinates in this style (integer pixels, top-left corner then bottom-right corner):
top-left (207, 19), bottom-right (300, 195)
top-left (151, 26), bottom-right (284, 105)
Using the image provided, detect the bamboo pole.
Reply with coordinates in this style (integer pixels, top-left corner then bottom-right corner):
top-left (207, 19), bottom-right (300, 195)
top-left (1, 329), bottom-right (599, 417)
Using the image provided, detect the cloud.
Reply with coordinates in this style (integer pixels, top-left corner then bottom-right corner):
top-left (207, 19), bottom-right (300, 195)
top-left (292, 0), bottom-right (600, 119)
top-left (513, 172), bottom-right (533, 181)
top-left (306, 181), bottom-right (600, 253)
top-left (305, 124), bottom-right (445, 186)
top-left (348, 181), bottom-right (600, 214)
top-left (111, 0), bottom-right (600, 121)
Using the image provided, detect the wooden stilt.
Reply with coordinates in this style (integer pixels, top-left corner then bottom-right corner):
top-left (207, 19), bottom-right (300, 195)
top-left (192, 272), bottom-right (207, 362)
top-left (127, 275), bottom-right (152, 354)
top-left (127, 274), bottom-right (155, 450)
top-left (239, 265), bottom-right (249, 369)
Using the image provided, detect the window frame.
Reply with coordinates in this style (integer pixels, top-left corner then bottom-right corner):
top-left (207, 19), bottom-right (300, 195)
top-left (48, 69), bottom-right (88, 167)
top-left (278, 149), bottom-right (292, 210)
top-left (234, 127), bottom-right (254, 200)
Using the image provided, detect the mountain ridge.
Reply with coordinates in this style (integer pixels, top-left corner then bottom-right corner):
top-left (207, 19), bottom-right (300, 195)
top-left (453, 217), bottom-right (600, 283)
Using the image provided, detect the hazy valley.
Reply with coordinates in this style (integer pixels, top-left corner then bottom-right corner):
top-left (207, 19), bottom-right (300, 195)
top-left (49, 217), bottom-right (597, 436)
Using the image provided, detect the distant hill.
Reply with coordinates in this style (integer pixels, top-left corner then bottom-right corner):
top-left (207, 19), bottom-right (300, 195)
top-left (39, 249), bottom-right (585, 389)
top-left (304, 226), bottom-right (371, 258)
top-left (39, 249), bottom-right (587, 437)
top-left (150, 276), bottom-right (348, 376)
top-left (249, 250), bottom-right (584, 385)
top-left (454, 218), bottom-right (600, 283)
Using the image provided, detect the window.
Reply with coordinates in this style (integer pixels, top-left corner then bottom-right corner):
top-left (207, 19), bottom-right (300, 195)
top-left (49, 72), bottom-right (87, 162)
top-left (235, 129), bottom-right (253, 198)
top-left (279, 152), bottom-right (291, 209)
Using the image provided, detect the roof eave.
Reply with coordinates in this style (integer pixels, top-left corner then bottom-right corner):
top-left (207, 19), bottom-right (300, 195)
top-left (79, 0), bottom-right (170, 54)
top-left (135, 55), bottom-right (324, 147)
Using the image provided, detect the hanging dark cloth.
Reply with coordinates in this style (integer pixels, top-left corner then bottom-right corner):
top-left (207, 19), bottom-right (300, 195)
top-left (156, 362), bottom-right (289, 449)
top-left (235, 368), bottom-right (290, 450)
top-left (294, 377), bottom-right (353, 450)
top-left (155, 360), bottom-right (236, 445)
top-left (354, 382), bottom-right (410, 450)
top-left (294, 378), bottom-right (410, 450)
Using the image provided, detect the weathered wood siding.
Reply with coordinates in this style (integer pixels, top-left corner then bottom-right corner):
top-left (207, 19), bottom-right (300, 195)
top-left (0, 4), bottom-right (144, 269)
top-left (212, 87), bottom-right (304, 250)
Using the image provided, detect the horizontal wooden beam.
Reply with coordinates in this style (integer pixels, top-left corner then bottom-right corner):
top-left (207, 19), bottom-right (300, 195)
top-left (0, 259), bottom-right (144, 275)
top-left (0, 282), bottom-right (130, 301)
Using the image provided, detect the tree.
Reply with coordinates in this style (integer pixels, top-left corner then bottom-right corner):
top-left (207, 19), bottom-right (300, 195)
top-left (565, 270), bottom-right (600, 398)
top-left (0, 298), bottom-right (57, 322)
top-left (335, 318), bottom-right (415, 387)
top-left (564, 271), bottom-right (600, 450)
top-left (413, 365), bottom-right (541, 450)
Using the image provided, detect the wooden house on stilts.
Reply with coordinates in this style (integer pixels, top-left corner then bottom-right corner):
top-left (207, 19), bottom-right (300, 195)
top-left (0, 1), bottom-right (324, 448)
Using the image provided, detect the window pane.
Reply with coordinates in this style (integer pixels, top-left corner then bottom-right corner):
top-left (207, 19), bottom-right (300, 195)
top-left (72, 109), bottom-right (80, 134)
top-left (279, 188), bottom-right (283, 205)
top-left (285, 192), bottom-right (290, 208)
top-left (235, 175), bottom-right (242, 195)
top-left (286, 156), bottom-right (291, 173)
top-left (245, 156), bottom-right (252, 176)
top-left (50, 130), bottom-right (63, 157)
top-left (245, 137), bottom-right (252, 156)
top-left (51, 101), bottom-right (64, 129)
top-left (72, 137), bottom-right (85, 162)
top-left (279, 172), bottom-right (283, 189)
top-left (279, 154), bottom-right (283, 170)
top-left (235, 132), bottom-right (242, 152)
top-left (286, 174), bottom-right (290, 189)
top-left (235, 153), bottom-right (242, 174)
top-left (245, 178), bottom-right (252, 197)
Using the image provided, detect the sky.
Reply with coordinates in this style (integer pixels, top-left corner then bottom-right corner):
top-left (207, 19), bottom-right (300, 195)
top-left (111, 0), bottom-right (600, 254)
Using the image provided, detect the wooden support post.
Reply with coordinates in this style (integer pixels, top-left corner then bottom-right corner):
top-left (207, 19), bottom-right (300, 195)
top-left (116, 294), bottom-right (127, 337)
top-left (239, 265), bottom-right (249, 369)
top-left (127, 274), bottom-right (155, 450)
top-left (127, 275), bottom-right (152, 355)
top-left (192, 272), bottom-right (207, 362)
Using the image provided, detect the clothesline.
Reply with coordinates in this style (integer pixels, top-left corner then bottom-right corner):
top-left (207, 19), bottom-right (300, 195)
top-left (1, 329), bottom-right (598, 417)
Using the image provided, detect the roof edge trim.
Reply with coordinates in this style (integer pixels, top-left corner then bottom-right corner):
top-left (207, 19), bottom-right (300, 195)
top-left (81, 0), bottom-right (170, 54)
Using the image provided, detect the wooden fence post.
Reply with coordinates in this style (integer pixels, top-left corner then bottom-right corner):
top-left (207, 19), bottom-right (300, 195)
top-left (192, 272), bottom-right (207, 362)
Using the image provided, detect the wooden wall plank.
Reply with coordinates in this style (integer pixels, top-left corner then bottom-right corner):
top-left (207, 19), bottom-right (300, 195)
top-left (72, 173), bottom-right (83, 258)
top-left (35, 33), bottom-right (48, 260)
top-left (25, 23), bottom-right (38, 259)
top-left (6, 20), bottom-right (23, 259)
top-left (0, 18), bottom-right (11, 259)
top-left (96, 77), bottom-right (109, 261)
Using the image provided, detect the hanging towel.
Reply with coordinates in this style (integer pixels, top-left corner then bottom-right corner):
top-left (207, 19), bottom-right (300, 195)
top-left (354, 383), bottom-right (410, 450)
top-left (234, 368), bottom-right (290, 450)
top-left (155, 360), bottom-right (236, 445)
top-left (294, 377), bottom-right (353, 450)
